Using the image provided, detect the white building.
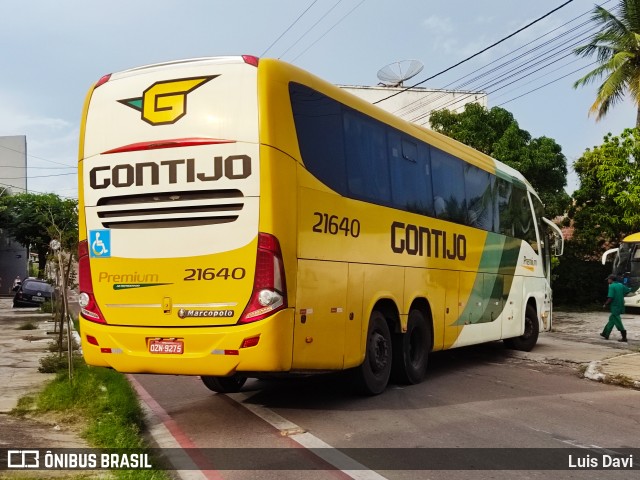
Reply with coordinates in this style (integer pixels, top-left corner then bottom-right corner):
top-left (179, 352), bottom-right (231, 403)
top-left (0, 135), bottom-right (29, 292)
top-left (340, 85), bottom-right (487, 127)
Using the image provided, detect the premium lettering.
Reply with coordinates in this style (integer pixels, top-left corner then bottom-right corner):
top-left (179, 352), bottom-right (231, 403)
top-left (391, 221), bottom-right (466, 260)
top-left (98, 271), bottom-right (159, 283)
top-left (89, 154), bottom-right (251, 189)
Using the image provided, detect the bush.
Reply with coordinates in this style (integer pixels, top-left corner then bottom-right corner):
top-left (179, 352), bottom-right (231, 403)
top-left (38, 353), bottom-right (84, 373)
top-left (47, 335), bottom-right (80, 353)
top-left (17, 322), bottom-right (37, 330)
top-left (552, 241), bottom-right (610, 307)
top-left (39, 300), bottom-right (54, 313)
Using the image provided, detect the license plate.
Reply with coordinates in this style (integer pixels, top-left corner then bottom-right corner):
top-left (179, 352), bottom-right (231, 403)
top-left (32, 296), bottom-right (46, 302)
top-left (149, 339), bottom-right (184, 354)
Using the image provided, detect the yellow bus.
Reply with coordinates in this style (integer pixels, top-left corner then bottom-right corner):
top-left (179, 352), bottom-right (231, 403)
top-left (77, 55), bottom-right (564, 395)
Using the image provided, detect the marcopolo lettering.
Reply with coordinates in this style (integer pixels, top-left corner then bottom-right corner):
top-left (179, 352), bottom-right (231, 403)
top-left (89, 155), bottom-right (251, 189)
top-left (391, 221), bottom-right (467, 260)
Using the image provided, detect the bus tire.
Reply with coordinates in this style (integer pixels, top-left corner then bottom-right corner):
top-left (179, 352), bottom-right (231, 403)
top-left (392, 309), bottom-right (430, 385)
top-left (504, 305), bottom-right (539, 352)
top-left (354, 310), bottom-right (392, 395)
top-left (201, 374), bottom-right (247, 393)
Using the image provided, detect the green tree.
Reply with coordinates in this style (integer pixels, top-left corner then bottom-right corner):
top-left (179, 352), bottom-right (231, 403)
top-left (569, 127), bottom-right (640, 246)
top-left (573, 0), bottom-right (640, 126)
top-left (429, 103), bottom-right (570, 217)
top-left (0, 193), bottom-right (78, 277)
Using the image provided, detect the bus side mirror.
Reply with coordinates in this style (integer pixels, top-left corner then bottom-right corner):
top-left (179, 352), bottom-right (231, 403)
top-left (542, 217), bottom-right (564, 256)
top-left (601, 248), bottom-right (618, 265)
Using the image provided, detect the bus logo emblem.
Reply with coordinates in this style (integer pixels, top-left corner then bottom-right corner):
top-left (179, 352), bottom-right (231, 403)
top-left (118, 75), bottom-right (218, 126)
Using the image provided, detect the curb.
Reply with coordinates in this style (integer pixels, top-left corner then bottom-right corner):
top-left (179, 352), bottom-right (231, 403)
top-left (583, 356), bottom-right (640, 389)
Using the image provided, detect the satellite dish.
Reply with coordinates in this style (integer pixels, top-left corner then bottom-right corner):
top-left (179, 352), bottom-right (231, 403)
top-left (377, 60), bottom-right (424, 87)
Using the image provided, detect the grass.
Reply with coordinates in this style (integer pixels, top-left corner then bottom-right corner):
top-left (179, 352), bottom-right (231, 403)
top-left (603, 373), bottom-right (640, 389)
top-left (17, 321), bottom-right (38, 330)
top-left (11, 359), bottom-right (171, 480)
top-left (39, 300), bottom-right (54, 313)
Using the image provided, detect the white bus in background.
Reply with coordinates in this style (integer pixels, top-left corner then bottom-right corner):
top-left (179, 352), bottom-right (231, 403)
top-left (602, 232), bottom-right (640, 308)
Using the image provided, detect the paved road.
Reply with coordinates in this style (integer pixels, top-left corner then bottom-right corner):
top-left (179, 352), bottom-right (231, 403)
top-left (2, 296), bottom-right (638, 479)
top-left (132, 326), bottom-right (640, 480)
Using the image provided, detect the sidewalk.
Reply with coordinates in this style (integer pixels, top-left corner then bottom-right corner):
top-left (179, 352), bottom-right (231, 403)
top-left (551, 309), bottom-right (640, 387)
top-left (0, 297), bottom-right (57, 413)
top-left (511, 333), bottom-right (640, 387)
top-left (0, 296), bottom-right (89, 449)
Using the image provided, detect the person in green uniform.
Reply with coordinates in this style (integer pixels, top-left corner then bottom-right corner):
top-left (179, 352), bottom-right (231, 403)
top-left (601, 274), bottom-right (630, 342)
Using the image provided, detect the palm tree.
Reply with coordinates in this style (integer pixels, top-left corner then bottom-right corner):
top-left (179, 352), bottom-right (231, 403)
top-left (573, 0), bottom-right (640, 127)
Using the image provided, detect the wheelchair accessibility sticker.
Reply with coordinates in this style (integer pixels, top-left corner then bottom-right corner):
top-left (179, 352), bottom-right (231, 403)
top-left (89, 230), bottom-right (111, 258)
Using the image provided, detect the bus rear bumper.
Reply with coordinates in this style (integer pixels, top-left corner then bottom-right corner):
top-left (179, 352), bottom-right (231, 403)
top-left (79, 309), bottom-right (294, 376)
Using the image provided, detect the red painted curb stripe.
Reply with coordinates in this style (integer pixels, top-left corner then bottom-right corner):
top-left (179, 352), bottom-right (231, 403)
top-left (127, 374), bottom-right (224, 480)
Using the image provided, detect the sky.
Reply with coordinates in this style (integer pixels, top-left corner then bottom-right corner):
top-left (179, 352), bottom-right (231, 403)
top-left (0, 0), bottom-right (635, 199)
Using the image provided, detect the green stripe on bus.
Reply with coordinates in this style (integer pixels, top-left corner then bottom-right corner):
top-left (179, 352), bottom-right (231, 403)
top-left (453, 234), bottom-right (521, 326)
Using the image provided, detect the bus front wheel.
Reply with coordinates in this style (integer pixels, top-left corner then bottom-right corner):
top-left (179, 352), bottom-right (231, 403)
top-left (392, 309), bottom-right (430, 384)
top-left (201, 374), bottom-right (247, 393)
top-left (354, 311), bottom-right (392, 395)
top-left (504, 305), bottom-right (539, 352)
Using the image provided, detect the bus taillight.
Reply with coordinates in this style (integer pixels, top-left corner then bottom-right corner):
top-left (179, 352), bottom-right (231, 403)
top-left (239, 233), bottom-right (287, 324)
top-left (94, 73), bottom-right (112, 88)
top-left (78, 240), bottom-right (107, 324)
top-left (242, 55), bottom-right (259, 67)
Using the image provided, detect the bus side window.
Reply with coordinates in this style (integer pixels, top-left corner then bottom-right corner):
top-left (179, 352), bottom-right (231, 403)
top-left (496, 177), bottom-right (514, 236)
top-left (430, 147), bottom-right (466, 224)
top-left (464, 164), bottom-right (494, 231)
top-left (511, 187), bottom-right (536, 246)
top-left (344, 111), bottom-right (390, 203)
top-left (389, 132), bottom-right (433, 216)
top-left (289, 83), bottom-right (348, 195)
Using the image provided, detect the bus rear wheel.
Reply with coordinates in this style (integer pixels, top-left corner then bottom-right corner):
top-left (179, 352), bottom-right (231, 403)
top-left (354, 311), bottom-right (392, 395)
top-left (201, 374), bottom-right (247, 393)
top-left (392, 309), bottom-right (430, 384)
top-left (504, 305), bottom-right (539, 352)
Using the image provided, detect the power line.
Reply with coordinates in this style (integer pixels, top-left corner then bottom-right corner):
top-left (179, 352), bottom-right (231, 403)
top-left (0, 181), bottom-right (76, 200)
top-left (389, 0), bottom-right (614, 125)
top-left (415, 55), bottom-right (580, 123)
top-left (411, 31), bottom-right (594, 123)
top-left (290, 0), bottom-right (367, 63)
top-left (489, 56), bottom-right (586, 102)
top-left (495, 61), bottom-right (598, 107)
top-left (278, 0), bottom-right (345, 60)
top-left (411, 59), bottom-right (597, 127)
top-left (393, 14), bottom-right (597, 118)
top-left (373, 0), bottom-right (576, 105)
top-left (0, 143), bottom-right (75, 168)
top-left (1, 165), bottom-right (75, 170)
top-left (261, 0), bottom-right (319, 57)
top-left (2, 173), bottom-right (76, 180)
